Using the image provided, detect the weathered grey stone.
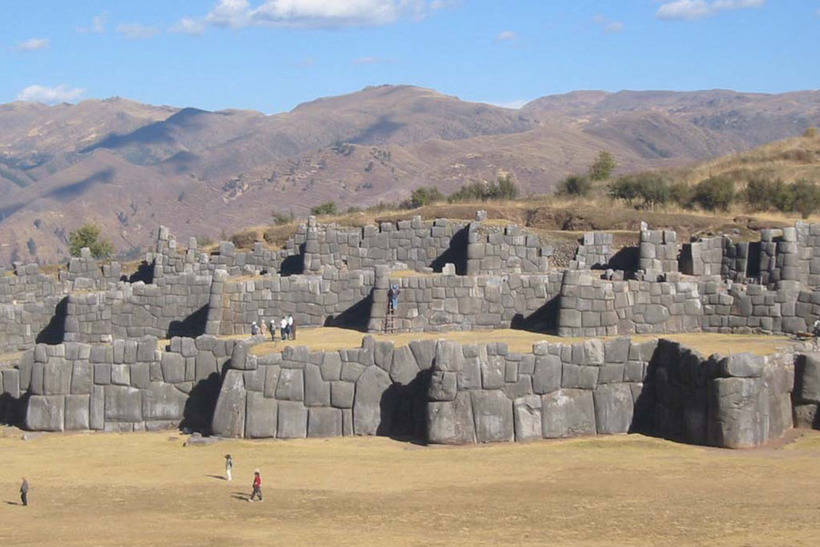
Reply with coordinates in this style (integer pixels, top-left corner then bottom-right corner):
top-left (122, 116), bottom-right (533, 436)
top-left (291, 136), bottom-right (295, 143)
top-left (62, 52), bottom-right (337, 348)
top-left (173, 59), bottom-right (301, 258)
top-left (304, 364), bottom-right (331, 406)
top-left (390, 345), bottom-right (419, 385)
top-left (43, 359), bottom-right (71, 395)
top-left (428, 370), bottom-right (457, 401)
top-left (308, 407), bottom-right (343, 437)
top-left (211, 370), bottom-right (246, 438)
top-left (604, 337), bottom-right (631, 364)
top-left (593, 384), bottom-right (634, 434)
top-left (26, 395), bottom-right (64, 431)
top-left (70, 363), bottom-right (93, 395)
top-left (277, 401), bottom-right (307, 439)
top-left (263, 365), bottom-right (281, 398)
top-left (90, 385), bottom-right (104, 430)
top-left (245, 391), bottom-right (277, 438)
top-left (514, 395), bottom-right (542, 441)
top-left (331, 381), bottom-right (355, 408)
top-left (130, 363), bottom-right (151, 390)
top-left (320, 352), bottom-right (342, 381)
top-left (796, 353), bottom-right (820, 403)
top-left (532, 354), bottom-right (561, 394)
top-left (481, 355), bottom-right (505, 390)
top-left (137, 337), bottom-right (157, 362)
top-left (708, 377), bottom-right (765, 448)
top-left (584, 339), bottom-right (605, 365)
top-left (64, 394), bottom-right (90, 430)
top-left (353, 365), bottom-right (392, 435)
top-left (561, 364), bottom-right (598, 389)
top-left (541, 389), bottom-right (596, 438)
top-left (374, 341), bottom-right (394, 372)
top-left (195, 351), bottom-right (219, 382)
top-left (230, 340), bottom-right (255, 370)
top-left (719, 353), bottom-right (764, 379)
top-left (275, 368), bottom-right (305, 401)
top-left (409, 339), bottom-right (437, 370)
top-left (161, 352), bottom-right (185, 384)
top-left (104, 385), bottom-right (142, 422)
top-left (142, 382), bottom-right (187, 421)
top-left (427, 392), bottom-right (476, 444)
top-left (435, 340), bottom-right (463, 372)
top-left (341, 362), bottom-right (366, 382)
top-left (793, 403), bottom-right (818, 428)
top-left (111, 364), bottom-right (130, 386)
top-left (469, 390), bottom-right (513, 442)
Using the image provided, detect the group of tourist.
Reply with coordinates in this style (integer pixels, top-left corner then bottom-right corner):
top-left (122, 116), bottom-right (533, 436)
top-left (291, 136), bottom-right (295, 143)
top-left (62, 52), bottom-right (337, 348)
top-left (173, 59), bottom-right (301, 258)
top-left (250, 314), bottom-right (296, 341)
top-left (225, 454), bottom-right (263, 502)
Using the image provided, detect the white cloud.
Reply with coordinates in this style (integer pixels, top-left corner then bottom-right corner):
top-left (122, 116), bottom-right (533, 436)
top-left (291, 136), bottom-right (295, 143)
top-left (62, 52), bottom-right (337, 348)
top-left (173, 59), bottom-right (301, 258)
top-left (15, 38), bottom-right (50, 52)
top-left (77, 13), bottom-right (107, 34)
top-left (593, 15), bottom-right (624, 33)
top-left (656, 0), bottom-right (764, 21)
top-left (170, 17), bottom-right (207, 35)
top-left (496, 30), bottom-right (517, 41)
top-left (116, 23), bottom-right (161, 40)
top-left (17, 84), bottom-right (85, 105)
top-left (353, 56), bottom-right (394, 64)
top-left (176, 0), bottom-right (447, 32)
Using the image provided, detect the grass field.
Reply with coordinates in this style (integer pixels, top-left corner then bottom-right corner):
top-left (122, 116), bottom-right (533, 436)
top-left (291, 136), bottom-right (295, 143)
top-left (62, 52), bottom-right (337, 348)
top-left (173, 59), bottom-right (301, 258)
top-left (241, 327), bottom-right (798, 358)
top-left (2, 428), bottom-right (819, 545)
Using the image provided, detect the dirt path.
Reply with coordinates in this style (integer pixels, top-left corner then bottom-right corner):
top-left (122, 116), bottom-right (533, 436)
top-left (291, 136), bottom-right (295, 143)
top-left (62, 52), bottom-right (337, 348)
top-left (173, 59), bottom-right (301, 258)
top-left (2, 429), bottom-right (819, 545)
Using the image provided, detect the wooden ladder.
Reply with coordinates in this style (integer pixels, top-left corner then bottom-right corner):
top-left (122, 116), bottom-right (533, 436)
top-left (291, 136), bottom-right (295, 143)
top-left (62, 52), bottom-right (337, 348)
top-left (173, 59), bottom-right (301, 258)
top-left (384, 307), bottom-right (395, 333)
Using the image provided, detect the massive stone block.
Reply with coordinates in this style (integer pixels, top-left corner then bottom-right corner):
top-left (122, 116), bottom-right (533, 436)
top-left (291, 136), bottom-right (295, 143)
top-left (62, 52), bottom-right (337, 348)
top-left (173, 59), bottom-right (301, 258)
top-left (65, 394), bottom-right (90, 430)
top-left (541, 389), bottom-right (596, 438)
top-left (277, 401), bottom-right (307, 439)
top-left (390, 345), bottom-right (420, 385)
top-left (308, 407), bottom-right (343, 437)
top-left (275, 368), bottom-right (305, 402)
top-left (708, 377), bottom-right (765, 448)
top-left (245, 391), bottom-right (277, 438)
top-left (532, 354), bottom-right (561, 394)
top-left (26, 395), bottom-right (65, 431)
top-left (513, 395), bottom-right (542, 442)
top-left (142, 382), bottom-right (188, 421)
top-left (211, 370), bottom-right (246, 438)
top-left (427, 392), bottom-right (476, 444)
top-left (304, 364), bottom-right (330, 406)
top-left (104, 385), bottom-right (143, 423)
top-left (796, 353), bottom-right (820, 404)
top-left (353, 365), bottom-right (392, 435)
top-left (593, 384), bottom-right (634, 434)
top-left (470, 390), bottom-right (513, 443)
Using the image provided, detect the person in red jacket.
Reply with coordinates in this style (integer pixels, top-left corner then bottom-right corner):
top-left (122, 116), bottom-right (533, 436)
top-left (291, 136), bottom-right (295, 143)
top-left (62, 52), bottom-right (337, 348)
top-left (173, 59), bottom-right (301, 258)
top-left (249, 469), bottom-right (262, 502)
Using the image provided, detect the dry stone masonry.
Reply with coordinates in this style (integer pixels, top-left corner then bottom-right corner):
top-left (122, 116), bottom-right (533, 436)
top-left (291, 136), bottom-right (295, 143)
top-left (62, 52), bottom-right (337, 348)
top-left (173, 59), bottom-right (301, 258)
top-left (3, 211), bottom-right (820, 446)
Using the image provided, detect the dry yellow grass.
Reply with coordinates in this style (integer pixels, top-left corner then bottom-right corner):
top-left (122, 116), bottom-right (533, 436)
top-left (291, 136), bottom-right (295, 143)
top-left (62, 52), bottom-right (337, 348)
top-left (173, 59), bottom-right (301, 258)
top-left (245, 327), bottom-right (797, 357)
top-left (2, 428), bottom-right (819, 545)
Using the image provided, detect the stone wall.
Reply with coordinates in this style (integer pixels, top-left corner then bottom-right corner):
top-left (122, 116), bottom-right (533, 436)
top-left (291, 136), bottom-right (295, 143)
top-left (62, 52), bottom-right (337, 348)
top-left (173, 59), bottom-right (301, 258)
top-left (368, 270), bottom-right (563, 333)
top-left (426, 337), bottom-right (794, 448)
top-left (466, 223), bottom-right (550, 275)
top-left (17, 335), bottom-right (233, 432)
top-left (209, 268), bottom-right (375, 336)
top-left (794, 352), bottom-right (820, 428)
top-left (639, 229), bottom-right (679, 279)
top-left (63, 273), bottom-right (212, 343)
top-left (557, 271), bottom-right (702, 337)
top-left (570, 232), bottom-right (613, 270)
top-left (211, 336), bottom-right (435, 439)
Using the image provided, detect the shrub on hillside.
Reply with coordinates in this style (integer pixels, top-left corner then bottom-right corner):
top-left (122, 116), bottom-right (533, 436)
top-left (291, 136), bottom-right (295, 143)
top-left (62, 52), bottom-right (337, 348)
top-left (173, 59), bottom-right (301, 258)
top-left (407, 186), bottom-right (445, 208)
top-left (589, 151), bottom-right (616, 181)
top-left (68, 223), bottom-right (114, 259)
top-left (804, 127), bottom-right (818, 139)
top-left (230, 230), bottom-right (258, 249)
top-left (311, 201), bottom-right (338, 216)
top-left (556, 174), bottom-right (591, 197)
top-left (448, 174), bottom-right (520, 202)
top-left (744, 176), bottom-right (794, 212)
top-left (670, 181), bottom-right (694, 208)
top-left (608, 173), bottom-right (670, 209)
top-left (272, 210), bottom-right (294, 225)
top-left (692, 176), bottom-right (735, 211)
top-left (792, 179), bottom-right (820, 219)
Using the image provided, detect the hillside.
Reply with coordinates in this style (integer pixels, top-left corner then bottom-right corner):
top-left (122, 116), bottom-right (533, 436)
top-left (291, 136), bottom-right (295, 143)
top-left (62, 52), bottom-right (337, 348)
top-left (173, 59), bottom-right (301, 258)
top-left (1, 85), bottom-right (819, 266)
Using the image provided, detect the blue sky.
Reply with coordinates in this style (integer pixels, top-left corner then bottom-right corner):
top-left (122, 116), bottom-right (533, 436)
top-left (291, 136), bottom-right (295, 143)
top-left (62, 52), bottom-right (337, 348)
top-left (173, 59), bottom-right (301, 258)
top-left (1, 1), bottom-right (818, 113)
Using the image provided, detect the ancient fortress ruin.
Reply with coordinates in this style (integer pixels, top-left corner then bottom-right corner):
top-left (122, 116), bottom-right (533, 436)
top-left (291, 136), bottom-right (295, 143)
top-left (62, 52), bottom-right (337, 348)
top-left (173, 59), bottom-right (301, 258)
top-left (2, 212), bottom-right (820, 448)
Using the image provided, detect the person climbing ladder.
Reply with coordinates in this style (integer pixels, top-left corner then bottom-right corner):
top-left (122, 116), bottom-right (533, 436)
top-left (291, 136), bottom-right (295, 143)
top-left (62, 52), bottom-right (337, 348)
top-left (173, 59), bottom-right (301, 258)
top-left (385, 283), bottom-right (400, 333)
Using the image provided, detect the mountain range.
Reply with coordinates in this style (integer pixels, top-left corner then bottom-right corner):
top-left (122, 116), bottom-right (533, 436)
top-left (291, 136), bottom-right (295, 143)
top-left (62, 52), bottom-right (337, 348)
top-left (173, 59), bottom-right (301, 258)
top-left (1, 85), bottom-right (818, 265)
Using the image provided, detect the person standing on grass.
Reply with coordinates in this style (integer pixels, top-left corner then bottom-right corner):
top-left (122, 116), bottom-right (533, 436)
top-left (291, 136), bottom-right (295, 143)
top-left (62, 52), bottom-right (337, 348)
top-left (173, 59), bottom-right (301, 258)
top-left (249, 470), bottom-right (263, 502)
top-left (251, 321), bottom-right (259, 335)
top-left (225, 454), bottom-right (233, 482)
top-left (269, 319), bottom-right (277, 341)
top-left (280, 316), bottom-right (288, 341)
top-left (288, 314), bottom-right (295, 340)
top-left (20, 477), bottom-right (28, 506)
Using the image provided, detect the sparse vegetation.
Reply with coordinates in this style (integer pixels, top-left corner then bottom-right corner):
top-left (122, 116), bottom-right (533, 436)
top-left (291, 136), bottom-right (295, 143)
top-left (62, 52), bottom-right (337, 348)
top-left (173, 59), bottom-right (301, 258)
top-left (448, 174), bottom-right (519, 203)
top-left (406, 186), bottom-right (445, 208)
top-left (68, 223), bottom-right (114, 259)
top-left (272, 210), bottom-right (295, 225)
top-left (589, 151), bottom-right (617, 181)
top-left (556, 174), bottom-right (592, 197)
top-left (230, 230), bottom-right (258, 249)
top-left (804, 127), bottom-right (818, 139)
top-left (26, 237), bottom-right (37, 256)
top-left (608, 173), bottom-right (670, 209)
top-left (311, 201), bottom-right (338, 216)
top-left (692, 176), bottom-right (735, 211)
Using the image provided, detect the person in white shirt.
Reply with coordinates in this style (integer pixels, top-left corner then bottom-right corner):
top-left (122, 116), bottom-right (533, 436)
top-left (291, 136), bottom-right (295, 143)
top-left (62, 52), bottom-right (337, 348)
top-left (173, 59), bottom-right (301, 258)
top-left (287, 314), bottom-right (295, 340)
top-left (280, 317), bottom-right (288, 341)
